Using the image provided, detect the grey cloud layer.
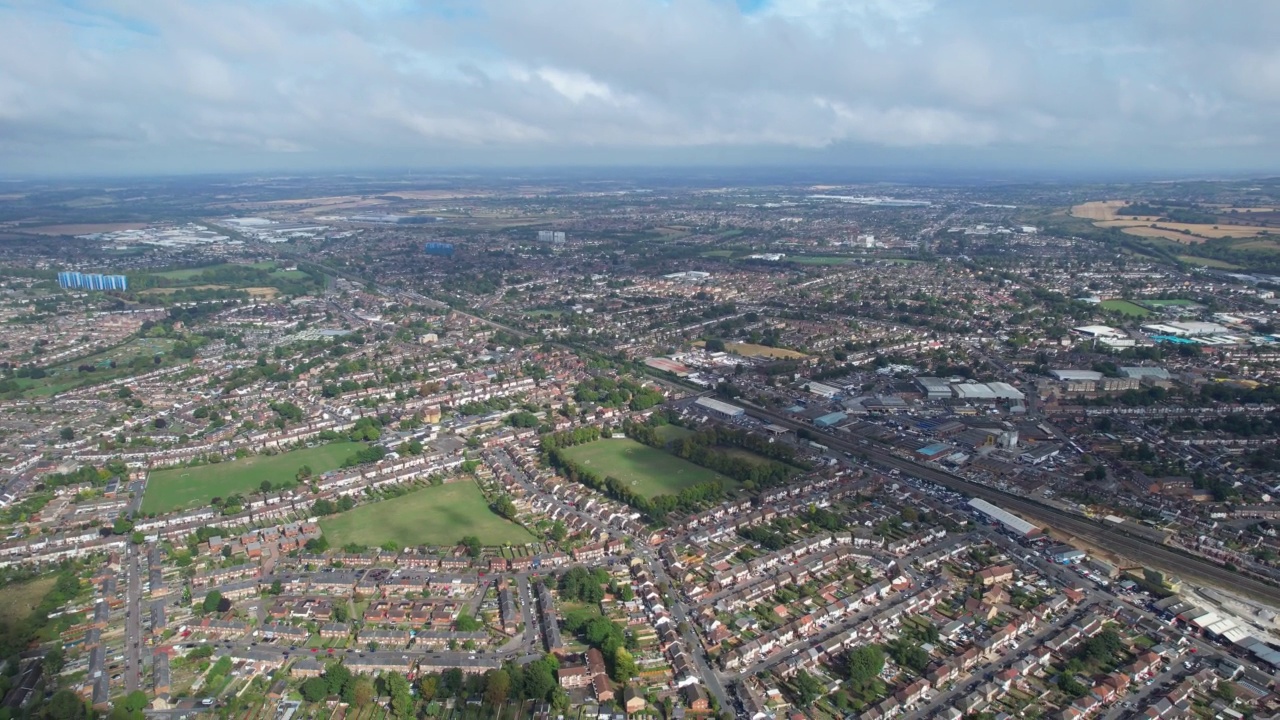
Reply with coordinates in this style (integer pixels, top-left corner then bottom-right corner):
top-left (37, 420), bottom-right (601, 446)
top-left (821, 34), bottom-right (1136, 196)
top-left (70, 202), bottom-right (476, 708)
top-left (1, 0), bottom-right (1278, 175)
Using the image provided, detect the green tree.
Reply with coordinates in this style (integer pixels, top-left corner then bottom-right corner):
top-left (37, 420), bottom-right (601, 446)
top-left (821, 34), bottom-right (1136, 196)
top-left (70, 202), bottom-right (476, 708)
top-left (59, 428), bottom-right (75, 442)
top-left (300, 677), bottom-right (328, 702)
top-left (201, 590), bottom-right (223, 613)
top-left (44, 690), bottom-right (87, 720)
top-left (847, 644), bottom-right (885, 690)
top-left (611, 646), bottom-right (637, 682)
top-left (485, 669), bottom-right (511, 707)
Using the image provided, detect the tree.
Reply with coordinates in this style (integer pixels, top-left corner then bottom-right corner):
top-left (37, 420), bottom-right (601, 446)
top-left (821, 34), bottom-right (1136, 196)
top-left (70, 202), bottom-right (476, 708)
top-left (417, 675), bottom-right (439, 702)
top-left (300, 677), bottom-right (328, 702)
top-left (549, 521), bottom-right (567, 542)
top-left (611, 646), bottom-right (637, 682)
top-left (460, 535), bottom-right (482, 558)
top-left (494, 496), bottom-right (517, 520)
top-left (201, 590), bottom-right (223, 613)
top-left (44, 690), bottom-right (87, 720)
top-left (59, 428), bottom-right (74, 442)
top-left (456, 613), bottom-right (482, 632)
top-left (847, 645), bottom-right (885, 690)
top-left (351, 677), bottom-right (375, 708)
top-left (324, 661), bottom-right (352, 697)
top-left (259, 480), bottom-right (273, 494)
top-left (792, 669), bottom-right (824, 706)
top-left (270, 580), bottom-right (283, 595)
top-left (485, 669), bottom-right (511, 707)
top-left (384, 673), bottom-right (412, 718)
top-left (43, 648), bottom-right (65, 676)
top-left (296, 465), bottom-right (313, 481)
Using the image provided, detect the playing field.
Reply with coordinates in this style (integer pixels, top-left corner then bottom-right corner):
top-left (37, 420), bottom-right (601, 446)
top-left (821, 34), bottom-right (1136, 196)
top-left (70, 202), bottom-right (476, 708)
top-left (0, 576), bottom-right (56, 626)
top-left (319, 482), bottom-right (534, 548)
top-left (142, 442), bottom-right (363, 514)
top-left (726, 342), bottom-right (810, 359)
top-left (1099, 299), bottom-right (1150, 317)
top-left (560, 439), bottom-right (735, 498)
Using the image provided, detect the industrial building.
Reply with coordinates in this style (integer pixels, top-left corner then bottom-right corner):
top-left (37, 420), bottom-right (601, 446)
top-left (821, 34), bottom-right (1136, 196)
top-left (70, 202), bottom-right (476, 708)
top-left (693, 397), bottom-right (744, 420)
top-left (537, 230), bottom-right (567, 243)
top-left (814, 411), bottom-right (847, 428)
top-left (57, 271), bottom-right (127, 291)
top-left (916, 377), bottom-right (953, 400)
top-left (968, 498), bottom-right (1041, 537)
top-left (423, 242), bottom-right (454, 256)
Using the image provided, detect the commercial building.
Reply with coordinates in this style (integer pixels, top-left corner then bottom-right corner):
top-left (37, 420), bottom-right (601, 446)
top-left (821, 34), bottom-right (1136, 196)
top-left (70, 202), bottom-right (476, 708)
top-left (693, 396), bottom-right (744, 420)
top-left (58, 272), bottom-right (128, 291)
top-left (969, 498), bottom-right (1041, 537)
top-left (814, 411), bottom-right (847, 428)
top-left (537, 231), bottom-right (567, 243)
top-left (916, 377), bottom-right (953, 400)
top-left (423, 242), bottom-right (454, 256)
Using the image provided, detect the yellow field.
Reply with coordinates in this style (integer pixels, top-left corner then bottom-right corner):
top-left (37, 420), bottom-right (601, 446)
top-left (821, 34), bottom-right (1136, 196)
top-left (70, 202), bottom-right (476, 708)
top-left (1177, 255), bottom-right (1242, 269)
top-left (0, 577), bottom-right (55, 626)
top-left (726, 342), bottom-right (809, 359)
top-left (1111, 226), bottom-right (1207, 244)
top-left (244, 287), bottom-right (281, 298)
top-left (1229, 239), bottom-right (1280, 253)
top-left (1098, 220), bottom-right (1267, 239)
top-left (1070, 200), bottom-right (1127, 221)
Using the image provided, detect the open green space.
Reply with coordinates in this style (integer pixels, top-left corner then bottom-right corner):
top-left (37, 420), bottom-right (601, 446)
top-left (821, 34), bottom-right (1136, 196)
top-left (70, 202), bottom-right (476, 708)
top-left (0, 576), bottom-right (56, 627)
top-left (11, 337), bottom-right (178, 398)
top-left (786, 255), bottom-right (854, 265)
top-left (560, 438), bottom-right (736, 498)
top-left (700, 250), bottom-right (736, 258)
top-left (1099, 299), bottom-right (1151, 317)
top-left (653, 425), bottom-right (694, 443)
top-left (1144, 298), bottom-right (1198, 307)
top-left (151, 262), bottom-right (277, 280)
top-left (142, 442), bottom-right (363, 514)
top-left (1177, 255), bottom-right (1242, 270)
top-left (319, 481), bottom-right (534, 548)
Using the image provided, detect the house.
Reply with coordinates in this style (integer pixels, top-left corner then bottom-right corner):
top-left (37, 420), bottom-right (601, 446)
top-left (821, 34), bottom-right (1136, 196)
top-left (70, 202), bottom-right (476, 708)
top-left (681, 684), bottom-right (710, 712)
top-left (623, 686), bottom-right (646, 714)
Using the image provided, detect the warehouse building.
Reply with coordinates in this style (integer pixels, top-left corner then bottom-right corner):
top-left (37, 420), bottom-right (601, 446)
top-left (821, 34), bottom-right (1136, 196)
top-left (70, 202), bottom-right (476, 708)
top-left (969, 498), bottom-right (1041, 537)
top-left (693, 397), bottom-right (745, 420)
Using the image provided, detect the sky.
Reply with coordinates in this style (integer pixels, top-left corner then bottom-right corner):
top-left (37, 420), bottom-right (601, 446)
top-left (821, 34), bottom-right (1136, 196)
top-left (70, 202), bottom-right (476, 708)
top-left (2, 0), bottom-right (1280, 177)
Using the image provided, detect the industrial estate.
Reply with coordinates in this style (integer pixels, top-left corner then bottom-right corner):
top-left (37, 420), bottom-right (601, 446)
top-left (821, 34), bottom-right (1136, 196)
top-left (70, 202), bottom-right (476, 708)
top-left (2, 174), bottom-right (1280, 720)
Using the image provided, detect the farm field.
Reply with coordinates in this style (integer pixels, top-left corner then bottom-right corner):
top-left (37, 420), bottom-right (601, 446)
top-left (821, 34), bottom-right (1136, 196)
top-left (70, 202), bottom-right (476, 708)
top-left (725, 342), bottom-right (809, 359)
top-left (0, 576), bottom-right (56, 627)
top-left (1070, 200), bottom-right (1127, 221)
top-left (1070, 200), bottom-right (1270, 243)
top-left (142, 442), bottom-right (363, 514)
top-left (560, 439), bottom-right (736, 499)
top-left (1177, 256), bottom-right (1242, 269)
top-left (319, 481), bottom-right (534, 548)
top-left (1099, 299), bottom-right (1151, 317)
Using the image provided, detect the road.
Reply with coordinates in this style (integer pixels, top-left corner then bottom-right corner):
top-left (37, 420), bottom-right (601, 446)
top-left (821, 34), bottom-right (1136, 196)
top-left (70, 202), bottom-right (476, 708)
top-left (124, 542), bottom-right (144, 692)
top-left (739, 403), bottom-right (1280, 607)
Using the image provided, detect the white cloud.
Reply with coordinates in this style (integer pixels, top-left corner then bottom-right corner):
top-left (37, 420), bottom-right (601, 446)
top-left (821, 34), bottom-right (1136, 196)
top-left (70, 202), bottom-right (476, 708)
top-left (0, 0), bottom-right (1278, 174)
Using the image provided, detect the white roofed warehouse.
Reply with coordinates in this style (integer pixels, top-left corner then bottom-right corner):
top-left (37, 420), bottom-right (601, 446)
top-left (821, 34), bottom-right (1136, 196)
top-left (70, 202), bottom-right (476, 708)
top-left (693, 396), bottom-right (745, 420)
top-left (969, 498), bottom-right (1041, 537)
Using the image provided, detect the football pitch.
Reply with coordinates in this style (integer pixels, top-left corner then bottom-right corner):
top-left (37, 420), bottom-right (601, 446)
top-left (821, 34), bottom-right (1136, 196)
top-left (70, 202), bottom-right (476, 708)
top-left (319, 481), bottom-right (535, 548)
top-left (141, 442), bottom-right (362, 514)
top-left (560, 438), bottom-right (736, 499)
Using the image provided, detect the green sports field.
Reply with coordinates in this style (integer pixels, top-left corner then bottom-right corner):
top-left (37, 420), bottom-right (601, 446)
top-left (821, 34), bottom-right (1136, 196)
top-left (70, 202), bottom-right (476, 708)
top-left (142, 442), bottom-right (363, 514)
top-left (560, 438), bottom-right (736, 498)
top-left (1099, 299), bottom-right (1150, 317)
top-left (319, 482), bottom-right (534, 548)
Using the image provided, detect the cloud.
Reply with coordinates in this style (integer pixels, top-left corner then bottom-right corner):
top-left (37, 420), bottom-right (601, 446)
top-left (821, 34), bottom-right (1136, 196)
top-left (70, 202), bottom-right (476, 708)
top-left (0, 0), bottom-right (1278, 175)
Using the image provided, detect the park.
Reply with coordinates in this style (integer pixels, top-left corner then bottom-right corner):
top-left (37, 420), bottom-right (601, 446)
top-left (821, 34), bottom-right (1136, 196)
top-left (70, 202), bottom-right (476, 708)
top-left (319, 481), bottom-right (535, 549)
top-left (559, 438), bottom-right (737, 499)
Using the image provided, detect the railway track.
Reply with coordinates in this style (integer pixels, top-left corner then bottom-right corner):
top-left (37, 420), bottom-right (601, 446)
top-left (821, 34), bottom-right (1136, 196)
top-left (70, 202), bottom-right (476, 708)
top-left (741, 404), bottom-right (1280, 607)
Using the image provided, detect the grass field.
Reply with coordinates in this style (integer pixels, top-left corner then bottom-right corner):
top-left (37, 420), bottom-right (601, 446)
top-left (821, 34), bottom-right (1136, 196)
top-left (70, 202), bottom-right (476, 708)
top-left (654, 425), bottom-right (694, 443)
top-left (0, 577), bottom-right (56, 626)
top-left (787, 255), bottom-right (853, 265)
top-left (1177, 255), bottom-right (1242, 270)
top-left (319, 482), bottom-right (534, 548)
top-left (1099, 299), bottom-right (1151, 317)
top-left (726, 342), bottom-right (810, 359)
top-left (151, 261), bottom-right (277, 280)
top-left (560, 438), bottom-right (736, 499)
top-left (142, 442), bottom-right (363, 514)
top-left (1144, 298), bottom-right (1198, 306)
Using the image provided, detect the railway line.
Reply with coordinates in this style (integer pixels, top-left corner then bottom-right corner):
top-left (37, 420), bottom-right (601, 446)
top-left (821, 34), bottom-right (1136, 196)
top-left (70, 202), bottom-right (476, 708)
top-left (740, 404), bottom-right (1280, 608)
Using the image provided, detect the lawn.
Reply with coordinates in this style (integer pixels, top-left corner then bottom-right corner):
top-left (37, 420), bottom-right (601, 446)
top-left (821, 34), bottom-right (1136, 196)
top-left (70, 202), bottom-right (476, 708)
top-left (1144, 298), bottom-right (1198, 307)
top-left (319, 481), bottom-right (534, 548)
top-left (1099, 299), bottom-right (1151, 317)
top-left (787, 255), bottom-right (853, 265)
top-left (726, 342), bottom-right (810, 359)
top-left (560, 438), bottom-right (736, 498)
top-left (654, 425), bottom-right (694, 443)
top-left (0, 576), bottom-right (56, 627)
top-left (142, 442), bottom-right (363, 514)
top-left (1177, 255), bottom-right (1243, 269)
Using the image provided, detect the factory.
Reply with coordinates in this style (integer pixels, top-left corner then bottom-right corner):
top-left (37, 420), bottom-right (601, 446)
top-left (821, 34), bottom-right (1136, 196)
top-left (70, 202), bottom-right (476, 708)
top-left (915, 377), bottom-right (1025, 402)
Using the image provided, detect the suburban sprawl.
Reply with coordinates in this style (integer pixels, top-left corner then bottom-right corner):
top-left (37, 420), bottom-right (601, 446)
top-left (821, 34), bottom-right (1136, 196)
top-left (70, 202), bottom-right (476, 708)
top-left (4, 174), bottom-right (1280, 720)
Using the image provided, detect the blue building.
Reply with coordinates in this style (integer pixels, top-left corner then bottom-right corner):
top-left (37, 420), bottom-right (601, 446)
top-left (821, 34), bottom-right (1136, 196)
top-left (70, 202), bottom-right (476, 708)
top-left (58, 271), bottom-right (128, 291)
top-left (423, 242), bottom-right (454, 257)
